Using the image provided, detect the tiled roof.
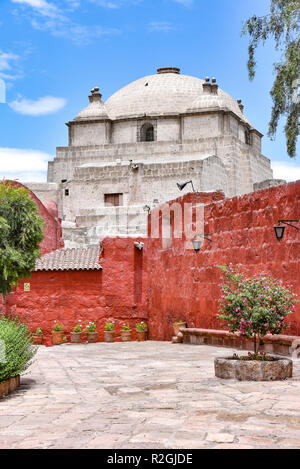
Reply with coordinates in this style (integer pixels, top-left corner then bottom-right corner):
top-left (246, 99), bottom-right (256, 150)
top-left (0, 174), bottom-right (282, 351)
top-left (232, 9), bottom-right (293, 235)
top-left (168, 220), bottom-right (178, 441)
top-left (35, 246), bottom-right (102, 272)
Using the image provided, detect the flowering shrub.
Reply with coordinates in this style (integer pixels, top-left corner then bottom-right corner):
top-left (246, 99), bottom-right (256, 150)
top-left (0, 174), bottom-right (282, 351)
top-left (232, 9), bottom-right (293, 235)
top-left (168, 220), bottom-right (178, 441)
top-left (136, 321), bottom-right (147, 332)
top-left (105, 321), bottom-right (114, 332)
top-left (122, 323), bottom-right (131, 331)
top-left (84, 322), bottom-right (97, 333)
top-left (35, 327), bottom-right (43, 335)
top-left (53, 322), bottom-right (64, 332)
top-left (218, 264), bottom-right (297, 353)
top-left (73, 324), bottom-right (82, 333)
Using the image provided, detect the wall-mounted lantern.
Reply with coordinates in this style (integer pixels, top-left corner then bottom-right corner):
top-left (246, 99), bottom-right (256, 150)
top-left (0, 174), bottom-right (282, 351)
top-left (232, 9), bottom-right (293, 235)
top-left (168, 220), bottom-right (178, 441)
top-left (134, 241), bottom-right (144, 250)
top-left (177, 180), bottom-right (195, 192)
top-left (274, 220), bottom-right (299, 241)
top-left (192, 234), bottom-right (212, 253)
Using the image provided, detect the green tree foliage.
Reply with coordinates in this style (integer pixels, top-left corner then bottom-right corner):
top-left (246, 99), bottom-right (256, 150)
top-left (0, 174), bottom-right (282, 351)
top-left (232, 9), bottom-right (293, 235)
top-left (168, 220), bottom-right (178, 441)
top-left (0, 182), bottom-right (44, 300)
top-left (242, 0), bottom-right (300, 158)
top-left (217, 265), bottom-right (297, 353)
top-left (0, 316), bottom-right (37, 383)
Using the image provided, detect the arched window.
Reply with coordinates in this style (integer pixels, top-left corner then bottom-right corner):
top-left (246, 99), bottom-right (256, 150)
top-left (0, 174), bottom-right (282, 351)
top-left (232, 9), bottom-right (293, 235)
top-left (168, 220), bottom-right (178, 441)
top-left (140, 123), bottom-right (155, 142)
top-left (146, 126), bottom-right (154, 142)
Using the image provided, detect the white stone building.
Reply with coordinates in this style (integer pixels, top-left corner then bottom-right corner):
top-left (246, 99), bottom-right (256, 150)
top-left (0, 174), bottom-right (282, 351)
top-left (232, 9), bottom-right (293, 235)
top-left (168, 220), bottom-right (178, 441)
top-left (29, 67), bottom-right (274, 247)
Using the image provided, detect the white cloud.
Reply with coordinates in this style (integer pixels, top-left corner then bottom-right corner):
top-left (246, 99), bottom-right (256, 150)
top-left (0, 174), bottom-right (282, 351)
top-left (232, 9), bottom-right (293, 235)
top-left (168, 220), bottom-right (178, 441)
top-left (11, 0), bottom-right (59, 17)
top-left (0, 51), bottom-right (20, 80)
top-left (272, 161), bottom-right (300, 182)
top-left (9, 95), bottom-right (67, 115)
top-left (0, 148), bottom-right (51, 182)
top-left (12, 0), bottom-right (121, 43)
top-left (149, 21), bottom-right (175, 32)
top-left (89, 0), bottom-right (142, 8)
top-left (172, 0), bottom-right (192, 5)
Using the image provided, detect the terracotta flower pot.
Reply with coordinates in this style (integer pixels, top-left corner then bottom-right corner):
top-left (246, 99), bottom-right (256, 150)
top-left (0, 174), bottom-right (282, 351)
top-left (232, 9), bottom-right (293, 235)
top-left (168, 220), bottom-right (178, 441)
top-left (9, 376), bottom-right (19, 392)
top-left (52, 331), bottom-right (64, 345)
top-left (87, 332), bottom-right (98, 343)
top-left (32, 334), bottom-right (43, 345)
top-left (173, 322), bottom-right (187, 336)
top-left (121, 330), bottom-right (132, 342)
top-left (136, 331), bottom-right (147, 342)
top-left (70, 332), bottom-right (81, 343)
top-left (104, 331), bottom-right (114, 343)
top-left (0, 379), bottom-right (10, 398)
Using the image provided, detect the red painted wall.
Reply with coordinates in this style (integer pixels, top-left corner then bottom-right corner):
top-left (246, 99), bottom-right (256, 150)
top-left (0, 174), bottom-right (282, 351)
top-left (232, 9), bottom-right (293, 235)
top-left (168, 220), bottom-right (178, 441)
top-left (7, 237), bottom-right (148, 345)
top-left (146, 181), bottom-right (300, 340)
top-left (3, 181), bottom-right (300, 344)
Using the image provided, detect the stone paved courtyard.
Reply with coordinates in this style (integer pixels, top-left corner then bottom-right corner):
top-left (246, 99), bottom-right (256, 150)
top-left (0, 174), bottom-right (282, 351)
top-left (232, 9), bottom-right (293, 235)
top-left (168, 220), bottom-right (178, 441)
top-left (1, 341), bottom-right (300, 449)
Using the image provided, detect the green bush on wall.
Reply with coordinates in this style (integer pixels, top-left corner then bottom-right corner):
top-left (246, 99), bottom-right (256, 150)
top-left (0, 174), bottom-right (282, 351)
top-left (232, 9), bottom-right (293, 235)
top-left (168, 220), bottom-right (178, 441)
top-left (0, 316), bottom-right (37, 383)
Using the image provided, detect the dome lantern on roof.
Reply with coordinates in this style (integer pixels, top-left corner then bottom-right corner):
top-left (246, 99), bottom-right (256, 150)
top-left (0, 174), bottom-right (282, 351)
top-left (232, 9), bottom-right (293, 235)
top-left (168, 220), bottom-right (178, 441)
top-left (89, 87), bottom-right (102, 103)
top-left (74, 86), bottom-right (109, 121)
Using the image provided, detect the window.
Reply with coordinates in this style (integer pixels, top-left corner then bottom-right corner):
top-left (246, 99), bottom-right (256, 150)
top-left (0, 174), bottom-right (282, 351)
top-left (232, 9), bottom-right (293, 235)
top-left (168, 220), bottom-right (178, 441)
top-left (104, 193), bottom-right (123, 207)
top-left (140, 123), bottom-right (155, 142)
top-left (245, 128), bottom-right (251, 145)
top-left (65, 189), bottom-right (69, 196)
top-left (146, 126), bottom-right (154, 142)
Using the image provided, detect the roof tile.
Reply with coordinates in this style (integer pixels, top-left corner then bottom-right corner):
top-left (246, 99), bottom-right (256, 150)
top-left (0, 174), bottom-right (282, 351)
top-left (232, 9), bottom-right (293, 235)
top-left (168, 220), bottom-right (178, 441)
top-left (35, 246), bottom-right (102, 272)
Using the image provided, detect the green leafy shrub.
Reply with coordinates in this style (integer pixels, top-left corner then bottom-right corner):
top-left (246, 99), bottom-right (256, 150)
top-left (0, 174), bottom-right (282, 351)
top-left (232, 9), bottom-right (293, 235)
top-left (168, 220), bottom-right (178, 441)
top-left (53, 322), bottom-right (64, 332)
top-left (136, 321), bottom-right (147, 332)
top-left (0, 316), bottom-right (37, 383)
top-left (217, 264), bottom-right (297, 353)
top-left (122, 323), bottom-right (131, 331)
top-left (0, 182), bottom-right (44, 300)
top-left (84, 322), bottom-right (97, 333)
top-left (35, 327), bottom-right (43, 335)
top-left (105, 321), bottom-right (114, 332)
top-left (73, 324), bottom-right (82, 333)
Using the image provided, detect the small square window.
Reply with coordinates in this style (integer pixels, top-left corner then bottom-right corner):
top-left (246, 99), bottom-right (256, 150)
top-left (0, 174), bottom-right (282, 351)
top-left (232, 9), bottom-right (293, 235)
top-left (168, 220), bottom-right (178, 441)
top-left (65, 189), bottom-right (69, 196)
top-left (104, 193), bottom-right (123, 207)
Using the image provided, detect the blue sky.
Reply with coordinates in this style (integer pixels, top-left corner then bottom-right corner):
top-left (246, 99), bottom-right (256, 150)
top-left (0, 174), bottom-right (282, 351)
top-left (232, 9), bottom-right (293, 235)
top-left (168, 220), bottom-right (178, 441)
top-left (0, 0), bottom-right (299, 182)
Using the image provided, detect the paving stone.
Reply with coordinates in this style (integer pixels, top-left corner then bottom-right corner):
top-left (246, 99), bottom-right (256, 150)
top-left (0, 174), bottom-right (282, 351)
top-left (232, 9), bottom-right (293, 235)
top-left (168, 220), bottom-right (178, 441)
top-left (0, 342), bottom-right (299, 449)
top-left (206, 432), bottom-right (235, 443)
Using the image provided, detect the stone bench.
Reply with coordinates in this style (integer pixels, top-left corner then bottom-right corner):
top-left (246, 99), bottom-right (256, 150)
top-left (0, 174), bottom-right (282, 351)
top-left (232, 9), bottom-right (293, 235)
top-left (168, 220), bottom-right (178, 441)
top-left (179, 328), bottom-right (300, 357)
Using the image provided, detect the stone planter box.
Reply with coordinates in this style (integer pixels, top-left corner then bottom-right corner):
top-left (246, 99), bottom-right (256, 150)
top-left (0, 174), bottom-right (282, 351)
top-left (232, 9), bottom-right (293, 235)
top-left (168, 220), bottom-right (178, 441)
top-left (0, 375), bottom-right (20, 398)
top-left (32, 334), bottom-right (43, 345)
top-left (70, 332), bottom-right (81, 343)
top-left (214, 356), bottom-right (293, 381)
top-left (120, 330), bottom-right (132, 342)
top-left (86, 332), bottom-right (98, 343)
top-left (136, 331), bottom-right (147, 342)
top-left (104, 331), bottom-right (114, 343)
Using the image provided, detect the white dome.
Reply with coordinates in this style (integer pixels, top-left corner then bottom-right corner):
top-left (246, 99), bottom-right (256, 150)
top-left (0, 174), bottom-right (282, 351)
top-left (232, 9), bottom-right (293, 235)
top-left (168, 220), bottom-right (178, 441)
top-left (104, 68), bottom-right (251, 125)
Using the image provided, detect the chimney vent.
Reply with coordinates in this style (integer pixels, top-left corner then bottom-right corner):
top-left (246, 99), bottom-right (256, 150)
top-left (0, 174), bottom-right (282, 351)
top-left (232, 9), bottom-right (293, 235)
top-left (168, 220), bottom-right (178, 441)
top-left (237, 99), bottom-right (244, 113)
top-left (157, 67), bottom-right (180, 74)
top-left (211, 78), bottom-right (218, 95)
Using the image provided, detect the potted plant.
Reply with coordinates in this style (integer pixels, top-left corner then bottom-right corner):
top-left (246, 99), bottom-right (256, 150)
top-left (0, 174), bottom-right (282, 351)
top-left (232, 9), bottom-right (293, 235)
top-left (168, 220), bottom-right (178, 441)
top-left (215, 265), bottom-right (297, 381)
top-left (136, 321), bottom-right (147, 341)
top-left (70, 322), bottom-right (82, 343)
top-left (52, 321), bottom-right (64, 345)
top-left (104, 321), bottom-right (115, 343)
top-left (172, 320), bottom-right (187, 337)
top-left (84, 322), bottom-right (98, 343)
top-left (32, 327), bottom-right (43, 345)
top-left (120, 323), bottom-right (132, 342)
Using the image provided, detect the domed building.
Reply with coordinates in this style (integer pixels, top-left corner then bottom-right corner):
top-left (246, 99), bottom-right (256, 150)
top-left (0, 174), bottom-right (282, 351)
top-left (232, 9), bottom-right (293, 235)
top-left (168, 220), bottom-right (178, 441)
top-left (29, 67), bottom-right (274, 246)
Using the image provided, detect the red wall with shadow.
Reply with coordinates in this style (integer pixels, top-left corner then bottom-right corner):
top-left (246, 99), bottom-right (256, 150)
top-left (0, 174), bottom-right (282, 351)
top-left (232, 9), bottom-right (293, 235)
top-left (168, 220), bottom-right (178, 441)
top-left (146, 181), bottom-right (300, 341)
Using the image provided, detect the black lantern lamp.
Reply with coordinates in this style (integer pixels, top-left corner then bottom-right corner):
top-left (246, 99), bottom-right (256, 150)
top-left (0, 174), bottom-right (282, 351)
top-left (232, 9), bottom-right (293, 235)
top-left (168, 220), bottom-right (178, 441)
top-left (274, 220), bottom-right (299, 241)
top-left (192, 234), bottom-right (212, 253)
top-left (177, 180), bottom-right (195, 192)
